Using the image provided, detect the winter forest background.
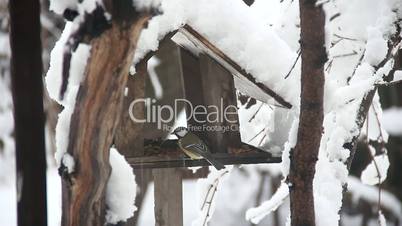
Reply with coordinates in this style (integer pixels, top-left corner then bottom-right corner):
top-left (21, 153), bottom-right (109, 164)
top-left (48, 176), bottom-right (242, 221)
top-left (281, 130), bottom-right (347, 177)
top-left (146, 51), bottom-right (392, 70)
top-left (1, 0), bottom-right (402, 226)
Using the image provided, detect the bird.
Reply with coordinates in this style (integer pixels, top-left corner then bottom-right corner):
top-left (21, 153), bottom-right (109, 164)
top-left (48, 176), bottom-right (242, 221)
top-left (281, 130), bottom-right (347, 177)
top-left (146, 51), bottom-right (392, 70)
top-left (172, 127), bottom-right (225, 170)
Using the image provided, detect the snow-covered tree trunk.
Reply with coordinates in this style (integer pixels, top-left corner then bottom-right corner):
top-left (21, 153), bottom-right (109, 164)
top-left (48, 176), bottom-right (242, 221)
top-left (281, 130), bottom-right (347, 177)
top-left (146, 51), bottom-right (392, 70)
top-left (288, 1), bottom-right (326, 226)
top-left (59, 2), bottom-right (152, 226)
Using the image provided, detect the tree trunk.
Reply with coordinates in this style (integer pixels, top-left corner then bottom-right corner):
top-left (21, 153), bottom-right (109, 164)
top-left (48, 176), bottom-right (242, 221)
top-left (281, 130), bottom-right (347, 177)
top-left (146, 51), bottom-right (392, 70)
top-left (9, 0), bottom-right (48, 225)
top-left (288, 1), bottom-right (326, 226)
top-left (61, 3), bottom-right (151, 226)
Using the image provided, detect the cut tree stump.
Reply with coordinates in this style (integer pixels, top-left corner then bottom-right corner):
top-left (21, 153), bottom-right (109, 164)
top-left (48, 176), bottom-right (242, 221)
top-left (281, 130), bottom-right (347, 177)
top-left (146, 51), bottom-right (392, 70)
top-left (60, 3), bottom-right (152, 226)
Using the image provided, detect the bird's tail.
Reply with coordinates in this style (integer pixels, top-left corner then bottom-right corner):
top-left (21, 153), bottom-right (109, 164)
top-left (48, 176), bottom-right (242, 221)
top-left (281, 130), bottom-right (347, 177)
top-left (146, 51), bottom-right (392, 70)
top-left (204, 155), bottom-right (225, 170)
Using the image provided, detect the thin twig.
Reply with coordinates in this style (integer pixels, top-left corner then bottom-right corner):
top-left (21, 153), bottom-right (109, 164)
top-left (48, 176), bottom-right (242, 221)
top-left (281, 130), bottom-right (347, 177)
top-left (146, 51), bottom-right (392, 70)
top-left (315, 0), bottom-right (330, 6)
top-left (371, 104), bottom-right (386, 149)
top-left (332, 50), bottom-right (358, 58)
top-left (366, 110), bottom-right (369, 143)
top-left (325, 59), bottom-right (333, 73)
top-left (331, 38), bottom-right (343, 48)
top-left (248, 128), bottom-right (265, 143)
top-left (347, 48), bottom-right (366, 84)
top-left (284, 49), bottom-right (301, 79)
top-left (365, 111), bottom-right (383, 214)
top-left (200, 171), bottom-right (229, 209)
top-left (200, 170), bottom-right (229, 226)
top-left (257, 133), bottom-right (267, 147)
top-left (200, 184), bottom-right (214, 210)
top-left (367, 144), bottom-right (383, 213)
top-left (333, 33), bottom-right (361, 42)
top-left (248, 103), bottom-right (264, 122)
top-left (376, 79), bottom-right (402, 86)
top-left (329, 13), bottom-right (341, 21)
top-left (202, 185), bottom-right (218, 226)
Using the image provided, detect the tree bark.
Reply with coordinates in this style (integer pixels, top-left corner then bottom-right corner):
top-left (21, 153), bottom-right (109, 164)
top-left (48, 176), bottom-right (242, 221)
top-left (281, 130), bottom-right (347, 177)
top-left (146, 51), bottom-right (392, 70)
top-left (61, 3), bottom-right (151, 226)
top-left (9, 0), bottom-right (48, 225)
top-left (288, 1), bottom-right (326, 226)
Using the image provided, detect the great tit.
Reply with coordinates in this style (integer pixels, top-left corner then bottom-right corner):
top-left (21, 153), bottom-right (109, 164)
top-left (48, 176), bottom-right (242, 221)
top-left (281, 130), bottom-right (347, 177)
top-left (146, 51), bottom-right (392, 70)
top-left (172, 127), bottom-right (225, 170)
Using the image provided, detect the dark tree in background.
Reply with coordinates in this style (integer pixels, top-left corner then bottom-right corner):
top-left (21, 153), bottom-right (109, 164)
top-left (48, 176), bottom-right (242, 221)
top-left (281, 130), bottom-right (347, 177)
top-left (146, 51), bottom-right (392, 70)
top-left (288, 0), bottom-right (326, 226)
top-left (9, 0), bottom-right (47, 226)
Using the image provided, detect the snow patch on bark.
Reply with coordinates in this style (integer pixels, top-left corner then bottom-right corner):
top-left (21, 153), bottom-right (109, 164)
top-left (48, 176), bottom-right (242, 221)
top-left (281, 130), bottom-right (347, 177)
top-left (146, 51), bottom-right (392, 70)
top-left (106, 148), bottom-right (137, 224)
top-left (46, 24), bottom-right (91, 172)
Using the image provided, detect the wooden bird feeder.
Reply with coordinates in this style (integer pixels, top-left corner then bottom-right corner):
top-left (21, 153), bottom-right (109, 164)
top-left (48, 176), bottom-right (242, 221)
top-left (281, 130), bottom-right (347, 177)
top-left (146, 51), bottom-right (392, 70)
top-left (111, 25), bottom-right (292, 226)
top-left (114, 25), bottom-right (291, 170)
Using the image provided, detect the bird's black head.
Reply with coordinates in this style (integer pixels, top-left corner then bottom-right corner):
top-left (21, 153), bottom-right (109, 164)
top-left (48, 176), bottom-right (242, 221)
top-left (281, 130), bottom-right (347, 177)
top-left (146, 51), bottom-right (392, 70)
top-left (172, 126), bottom-right (188, 138)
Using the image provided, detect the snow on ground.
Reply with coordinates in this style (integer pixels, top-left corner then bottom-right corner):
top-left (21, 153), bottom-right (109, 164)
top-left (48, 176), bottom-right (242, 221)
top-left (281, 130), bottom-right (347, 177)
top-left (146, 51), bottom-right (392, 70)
top-left (0, 181), bottom-right (16, 226)
top-left (0, 167), bottom-right (62, 226)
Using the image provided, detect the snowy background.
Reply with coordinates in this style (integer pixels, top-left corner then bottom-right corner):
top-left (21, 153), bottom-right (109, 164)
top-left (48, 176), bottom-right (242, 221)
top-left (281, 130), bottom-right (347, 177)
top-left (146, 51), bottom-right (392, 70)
top-left (1, 0), bottom-right (402, 225)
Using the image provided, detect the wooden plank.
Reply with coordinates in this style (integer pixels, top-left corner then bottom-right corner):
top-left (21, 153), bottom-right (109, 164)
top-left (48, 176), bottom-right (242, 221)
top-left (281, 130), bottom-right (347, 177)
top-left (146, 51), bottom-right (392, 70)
top-left (114, 61), bottom-right (147, 157)
top-left (178, 47), bottom-right (206, 137)
top-left (143, 40), bottom-right (185, 139)
top-left (176, 25), bottom-right (292, 109)
top-left (178, 48), bottom-right (210, 178)
top-left (153, 168), bottom-right (183, 226)
top-left (199, 54), bottom-right (241, 152)
top-left (129, 152), bottom-right (281, 169)
top-left (127, 140), bottom-right (281, 169)
top-left (115, 34), bottom-right (179, 157)
top-left (180, 167), bottom-right (209, 178)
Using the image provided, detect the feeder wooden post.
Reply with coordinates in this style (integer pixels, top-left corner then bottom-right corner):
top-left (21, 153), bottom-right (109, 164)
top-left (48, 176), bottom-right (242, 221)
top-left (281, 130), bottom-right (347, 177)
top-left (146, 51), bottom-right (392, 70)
top-left (114, 57), bottom-right (149, 226)
top-left (153, 168), bottom-right (183, 226)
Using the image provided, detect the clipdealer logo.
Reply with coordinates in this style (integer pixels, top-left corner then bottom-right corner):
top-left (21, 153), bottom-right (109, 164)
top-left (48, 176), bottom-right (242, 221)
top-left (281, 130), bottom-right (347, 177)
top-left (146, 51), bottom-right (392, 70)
top-left (128, 98), bottom-right (239, 132)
